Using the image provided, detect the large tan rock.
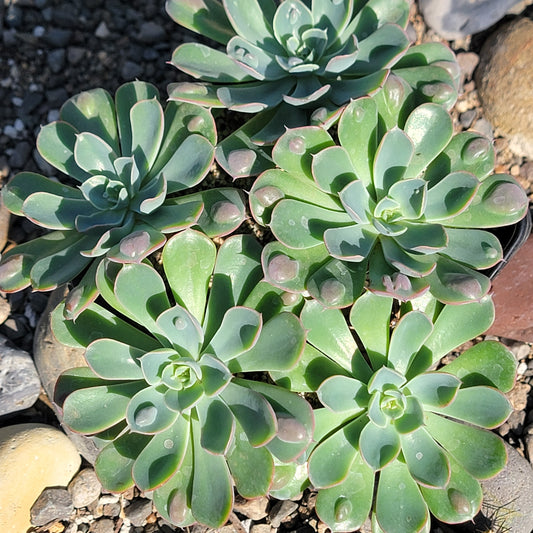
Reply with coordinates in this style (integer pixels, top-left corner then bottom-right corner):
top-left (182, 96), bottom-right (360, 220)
top-left (33, 286), bottom-right (99, 464)
top-left (0, 423), bottom-right (81, 532)
top-left (476, 18), bottom-right (533, 158)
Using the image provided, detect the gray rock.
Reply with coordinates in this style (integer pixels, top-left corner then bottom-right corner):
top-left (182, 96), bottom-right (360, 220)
top-left (8, 141), bottom-right (32, 168)
top-left (0, 334), bottom-right (41, 416)
top-left (121, 61), bottom-right (143, 80)
top-left (30, 487), bottom-right (74, 526)
top-left (471, 118), bottom-right (493, 139)
top-left (456, 52), bottom-right (479, 81)
top-left (33, 286), bottom-right (99, 464)
top-left (459, 109), bottom-right (477, 129)
top-left (419, 0), bottom-right (524, 40)
top-left (3, 29), bottom-right (17, 48)
top-left (46, 87), bottom-right (69, 106)
top-left (269, 500), bottom-right (298, 528)
top-left (68, 468), bottom-right (102, 508)
top-left (94, 21), bottom-right (111, 39)
top-left (47, 49), bottom-right (66, 74)
top-left (67, 46), bottom-right (86, 65)
top-left (124, 498), bottom-right (153, 527)
top-left (481, 442), bottom-right (533, 533)
top-left (21, 91), bottom-right (44, 114)
top-left (88, 518), bottom-right (115, 533)
top-left (44, 28), bottom-right (72, 47)
top-left (137, 21), bottom-right (166, 44)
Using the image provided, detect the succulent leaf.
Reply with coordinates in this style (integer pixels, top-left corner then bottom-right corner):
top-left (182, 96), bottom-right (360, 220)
top-left (375, 461), bottom-right (430, 533)
top-left (132, 416), bottom-right (189, 491)
top-left (308, 417), bottom-right (363, 488)
top-left (442, 340), bottom-right (516, 392)
top-left (314, 455), bottom-right (374, 533)
top-left (424, 412), bottom-right (507, 480)
top-left (95, 432), bottom-right (151, 492)
top-left (226, 420), bottom-right (274, 498)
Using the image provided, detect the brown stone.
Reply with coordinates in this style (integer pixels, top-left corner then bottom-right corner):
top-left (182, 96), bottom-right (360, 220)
top-left (488, 233), bottom-right (533, 342)
top-left (476, 18), bottom-right (533, 158)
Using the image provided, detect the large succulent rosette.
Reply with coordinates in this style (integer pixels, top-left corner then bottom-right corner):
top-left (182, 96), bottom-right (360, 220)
top-left (272, 292), bottom-right (516, 532)
top-left (0, 81), bottom-right (246, 318)
top-left (53, 230), bottom-right (313, 528)
top-left (166, 0), bottom-right (460, 176)
top-left (250, 96), bottom-right (528, 307)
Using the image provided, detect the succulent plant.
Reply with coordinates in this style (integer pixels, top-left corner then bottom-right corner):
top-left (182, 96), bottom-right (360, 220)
top-left (250, 96), bottom-right (529, 307)
top-left (273, 291), bottom-right (516, 533)
top-left (52, 229), bottom-right (312, 528)
top-left (0, 81), bottom-right (246, 319)
top-left (166, 0), bottom-right (460, 177)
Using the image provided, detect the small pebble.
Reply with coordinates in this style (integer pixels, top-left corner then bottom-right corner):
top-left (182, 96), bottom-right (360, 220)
top-left (459, 109), bottom-right (477, 129)
top-left (269, 500), bottom-right (299, 528)
top-left (88, 518), bottom-right (115, 533)
top-left (121, 61), bottom-right (143, 80)
top-left (69, 469), bottom-right (102, 509)
top-left (137, 21), bottom-right (166, 44)
top-left (44, 28), bottom-right (72, 47)
top-left (472, 117), bottom-right (493, 139)
top-left (48, 49), bottom-right (66, 74)
top-left (234, 495), bottom-right (269, 520)
top-left (8, 141), bottom-right (32, 169)
top-left (456, 51), bottom-right (480, 80)
top-left (123, 498), bottom-right (153, 527)
top-left (94, 21), bottom-right (111, 39)
top-left (33, 25), bottom-right (46, 37)
top-left (3, 125), bottom-right (19, 139)
top-left (67, 47), bottom-right (86, 65)
top-left (47, 109), bottom-right (61, 123)
top-left (517, 362), bottom-right (528, 375)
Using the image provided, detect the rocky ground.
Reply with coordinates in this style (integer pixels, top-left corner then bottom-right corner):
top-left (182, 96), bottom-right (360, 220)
top-left (1, 1), bottom-right (533, 533)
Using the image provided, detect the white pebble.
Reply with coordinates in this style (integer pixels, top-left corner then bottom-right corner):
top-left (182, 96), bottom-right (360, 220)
top-left (517, 362), bottom-right (528, 375)
top-left (98, 494), bottom-right (120, 505)
top-left (33, 25), bottom-right (45, 37)
top-left (12, 97), bottom-right (22, 106)
top-left (14, 118), bottom-right (25, 131)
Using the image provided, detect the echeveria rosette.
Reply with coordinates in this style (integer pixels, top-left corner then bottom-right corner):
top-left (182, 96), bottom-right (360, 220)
top-left (0, 81), bottom-right (246, 319)
top-left (272, 292), bottom-right (516, 533)
top-left (166, 0), bottom-right (460, 177)
top-left (250, 97), bottom-right (529, 306)
top-left (52, 229), bottom-right (312, 529)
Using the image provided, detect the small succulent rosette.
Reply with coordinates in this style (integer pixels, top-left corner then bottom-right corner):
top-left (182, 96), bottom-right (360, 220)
top-left (166, 0), bottom-right (459, 177)
top-left (250, 96), bottom-right (529, 307)
top-left (52, 229), bottom-right (313, 529)
top-left (272, 292), bottom-right (516, 533)
top-left (0, 81), bottom-right (246, 318)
